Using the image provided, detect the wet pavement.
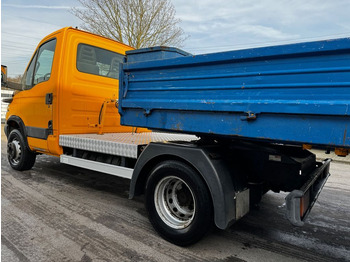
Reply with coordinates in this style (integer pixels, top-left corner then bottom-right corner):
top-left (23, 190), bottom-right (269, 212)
top-left (1, 132), bottom-right (350, 262)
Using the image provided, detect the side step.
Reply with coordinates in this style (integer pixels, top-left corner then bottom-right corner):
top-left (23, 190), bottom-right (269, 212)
top-left (59, 132), bottom-right (198, 159)
top-left (60, 155), bottom-right (133, 179)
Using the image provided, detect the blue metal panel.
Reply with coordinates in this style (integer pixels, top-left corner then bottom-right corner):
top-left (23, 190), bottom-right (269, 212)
top-left (126, 46), bottom-right (191, 63)
top-left (119, 38), bottom-right (350, 148)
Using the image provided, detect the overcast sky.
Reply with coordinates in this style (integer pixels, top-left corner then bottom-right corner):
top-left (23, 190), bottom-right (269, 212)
top-left (2, 0), bottom-right (350, 77)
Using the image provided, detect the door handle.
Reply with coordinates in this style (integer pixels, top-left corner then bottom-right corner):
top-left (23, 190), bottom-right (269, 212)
top-left (45, 93), bottom-right (53, 105)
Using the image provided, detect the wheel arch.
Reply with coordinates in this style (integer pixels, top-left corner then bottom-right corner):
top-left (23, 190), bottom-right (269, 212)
top-left (5, 115), bottom-right (27, 138)
top-left (5, 115), bottom-right (32, 152)
top-left (130, 153), bottom-right (198, 197)
top-left (130, 142), bottom-right (243, 230)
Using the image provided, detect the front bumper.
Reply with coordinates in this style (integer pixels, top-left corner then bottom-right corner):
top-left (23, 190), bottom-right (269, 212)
top-left (285, 158), bottom-right (331, 226)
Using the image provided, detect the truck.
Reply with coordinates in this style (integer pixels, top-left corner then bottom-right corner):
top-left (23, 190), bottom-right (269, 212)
top-left (5, 27), bottom-right (350, 246)
top-left (1, 65), bottom-right (7, 86)
top-left (1, 65), bottom-right (22, 91)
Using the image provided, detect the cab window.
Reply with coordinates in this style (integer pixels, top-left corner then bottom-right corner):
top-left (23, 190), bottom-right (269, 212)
top-left (23, 52), bottom-right (37, 90)
top-left (76, 43), bottom-right (124, 79)
top-left (22, 38), bottom-right (57, 90)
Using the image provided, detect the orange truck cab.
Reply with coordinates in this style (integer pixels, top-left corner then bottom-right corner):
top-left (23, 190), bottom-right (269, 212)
top-left (5, 27), bottom-right (144, 169)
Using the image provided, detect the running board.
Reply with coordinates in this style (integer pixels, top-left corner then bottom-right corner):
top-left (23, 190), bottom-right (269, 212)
top-left (60, 155), bottom-right (133, 179)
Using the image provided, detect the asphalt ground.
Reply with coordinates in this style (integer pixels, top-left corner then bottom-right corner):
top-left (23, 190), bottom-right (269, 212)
top-left (1, 129), bottom-right (350, 262)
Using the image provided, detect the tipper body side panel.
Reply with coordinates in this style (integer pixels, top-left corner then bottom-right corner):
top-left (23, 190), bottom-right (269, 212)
top-left (119, 40), bottom-right (350, 149)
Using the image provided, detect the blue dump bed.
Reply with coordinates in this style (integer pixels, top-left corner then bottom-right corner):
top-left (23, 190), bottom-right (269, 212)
top-left (119, 39), bottom-right (350, 149)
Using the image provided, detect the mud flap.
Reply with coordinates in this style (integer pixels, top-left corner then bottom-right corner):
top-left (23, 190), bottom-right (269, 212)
top-left (285, 159), bottom-right (331, 226)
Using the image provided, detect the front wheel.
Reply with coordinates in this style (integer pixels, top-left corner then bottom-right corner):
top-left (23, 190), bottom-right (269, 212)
top-left (7, 129), bottom-right (36, 171)
top-left (145, 160), bottom-right (213, 246)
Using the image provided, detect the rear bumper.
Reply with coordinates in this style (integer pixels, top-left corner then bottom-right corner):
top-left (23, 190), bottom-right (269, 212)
top-left (285, 158), bottom-right (331, 226)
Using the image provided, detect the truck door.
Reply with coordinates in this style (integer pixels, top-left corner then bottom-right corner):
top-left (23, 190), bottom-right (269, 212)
top-left (20, 38), bottom-right (57, 153)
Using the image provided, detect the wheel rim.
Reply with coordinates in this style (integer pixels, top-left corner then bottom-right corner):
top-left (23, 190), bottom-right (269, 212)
top-left (154, 176), bottom-right (196, 229)
top-left (8, 138), bottom-right (22, 165)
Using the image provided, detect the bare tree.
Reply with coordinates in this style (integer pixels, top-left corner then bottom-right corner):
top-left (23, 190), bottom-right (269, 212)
top-left (72, 0), bottom-right (186, 48)
top-left (7, 75), bottom-right (23, 84)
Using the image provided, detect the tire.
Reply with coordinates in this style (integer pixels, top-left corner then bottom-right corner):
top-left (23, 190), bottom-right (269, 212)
top-left (145, 160), bottom-right (213, 246)
top-left (7, 129), bottom-right (36, 171)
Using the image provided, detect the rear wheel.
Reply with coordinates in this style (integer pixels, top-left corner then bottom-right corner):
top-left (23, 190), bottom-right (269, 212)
top-left (145, 160), bottom-right (213, 246)
top-left (7, 129), bottom-right (36, 171)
